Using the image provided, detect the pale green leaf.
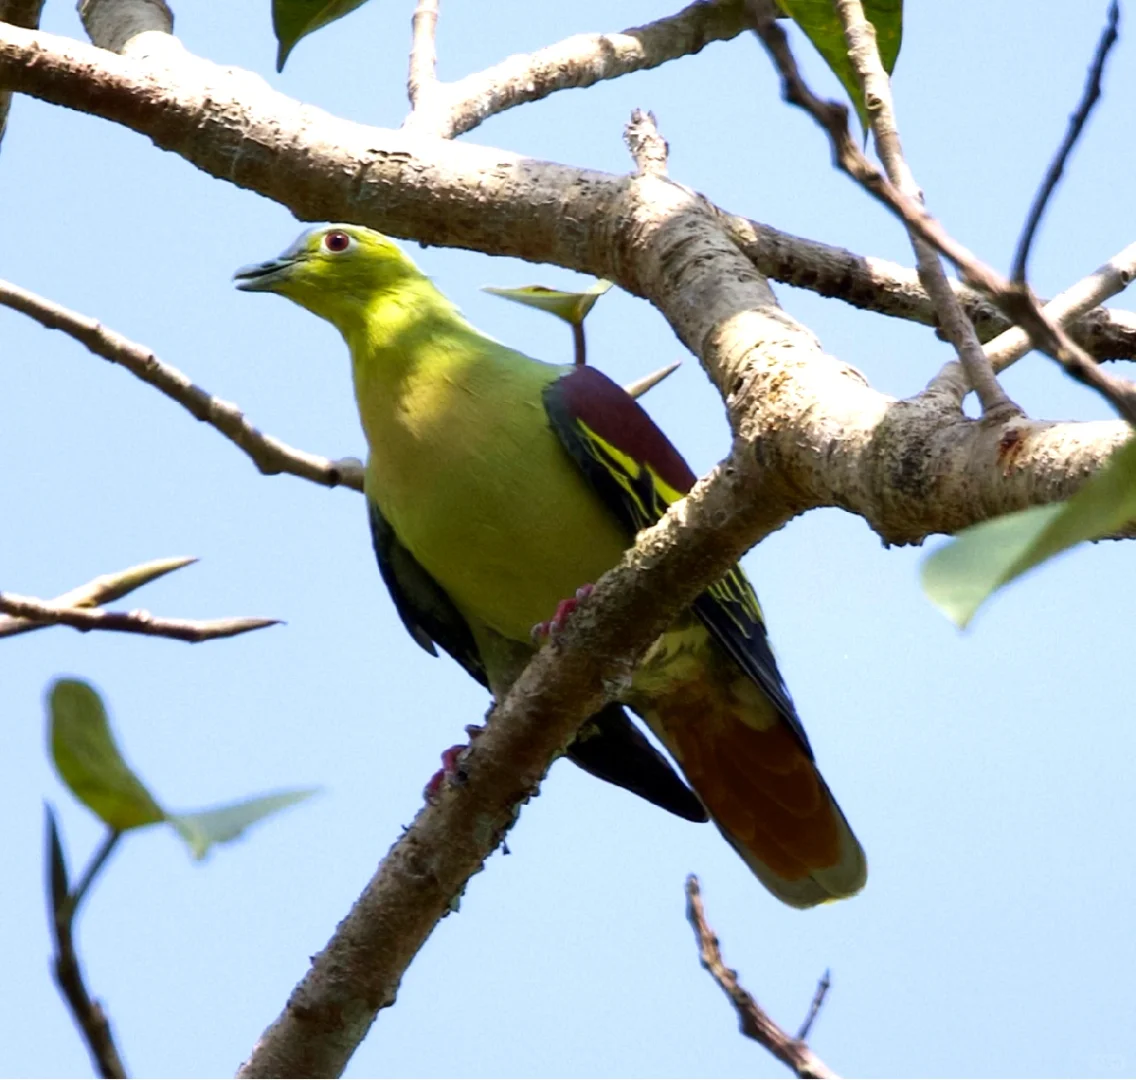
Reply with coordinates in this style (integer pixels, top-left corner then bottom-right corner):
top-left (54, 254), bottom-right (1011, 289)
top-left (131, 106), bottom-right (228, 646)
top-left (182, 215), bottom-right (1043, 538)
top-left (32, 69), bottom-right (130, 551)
top-left (775, 0), bottom-right (903, 133)
top-left (168, 788), bottom-right (319, 860)
top-left (273, 0), bottom-right (372, 72)
top-left (922, 436), bottom-right (1136, 628)
top-left (482, 280), bottom-right (613, 326)
top-left (49, 679), bottom-right (166, 831)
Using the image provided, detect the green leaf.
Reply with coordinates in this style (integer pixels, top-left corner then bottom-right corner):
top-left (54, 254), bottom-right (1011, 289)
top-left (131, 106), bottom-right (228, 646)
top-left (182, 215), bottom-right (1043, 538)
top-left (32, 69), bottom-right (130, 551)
top-left (775, 0), bottom-right (903, 133)
top-left (482, 280), bottom-right (613, 327)
top-left (48, 679), bottom-right (166, 831)
top-left (168, 788), bottom-right (319, 860)
top-left (922, 436), bottom-right (1136, 628)
top-left (273, 0), bottom-right (372, 72)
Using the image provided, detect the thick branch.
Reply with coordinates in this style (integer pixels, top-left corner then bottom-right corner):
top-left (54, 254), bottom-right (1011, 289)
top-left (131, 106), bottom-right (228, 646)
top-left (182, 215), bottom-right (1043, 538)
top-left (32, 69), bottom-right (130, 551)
top-left (0, 0), bottom-right (46, 148)
top-left (0, 592), bottom-right (279, 642)
top-left (239, 444), bottom-right (803, 1078)
top-left (0, 24), bottom-right (1128, 543)
top-left (0, 278), bottom-right (364, 491)
top-left (685, 876), bottom-right (835, 1079)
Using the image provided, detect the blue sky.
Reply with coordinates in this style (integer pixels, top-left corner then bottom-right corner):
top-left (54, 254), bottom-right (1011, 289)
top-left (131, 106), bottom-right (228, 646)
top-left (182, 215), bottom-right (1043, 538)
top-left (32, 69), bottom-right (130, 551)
top-left (4, 2), bottom-right (1136, 1077)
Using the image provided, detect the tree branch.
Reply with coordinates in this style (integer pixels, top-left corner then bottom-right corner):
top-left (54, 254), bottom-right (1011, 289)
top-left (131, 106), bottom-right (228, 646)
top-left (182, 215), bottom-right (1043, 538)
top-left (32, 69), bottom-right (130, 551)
top-left (406, 0), bottom-right (751, 137)
top-left (0, 24), bottom-right (1129, 544)
top-left (0, 278), bottom-right (365, 491)
top-left (722, 216), bottom-right (1136, 361)
top-left (405, 0), bottom-right (439, 115)
top-left (46, 810), bottom-right (128, 1079)
top-left (831, 0), bottom-right (1014, 416)
top-left (238, 437), bottom-right (805, 1077)
top-left (0, 591), bottom-right (279, 642)
top-left (1012, 0), bottom-right (1119, 283)
top-left (0, 555), bottom-right (196, 639)
top-left (796, 970), bottom-right (831, 1043)
top-left (985, 240), bottom-right (1136, 373)
top-left (751, 13), bottom-right (1136, 426)
top-left (625, 107), bottom-right (669, 177)
top-left (685, 875), bottom-right (836, 1079)
top-left (0, 0), bottom-right (46, 149)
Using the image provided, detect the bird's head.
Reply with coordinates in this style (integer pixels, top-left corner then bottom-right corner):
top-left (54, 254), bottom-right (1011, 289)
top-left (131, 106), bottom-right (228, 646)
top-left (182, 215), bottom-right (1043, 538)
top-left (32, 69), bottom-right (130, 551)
top-left (234, 224), bottom-right (424, 330)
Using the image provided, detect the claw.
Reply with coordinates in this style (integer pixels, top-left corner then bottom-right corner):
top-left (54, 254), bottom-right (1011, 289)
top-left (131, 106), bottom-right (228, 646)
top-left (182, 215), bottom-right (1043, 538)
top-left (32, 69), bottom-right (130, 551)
top-left (424, 743), bottom-right (466, 802)
top-left (531, 583), bottom-right (595, 644)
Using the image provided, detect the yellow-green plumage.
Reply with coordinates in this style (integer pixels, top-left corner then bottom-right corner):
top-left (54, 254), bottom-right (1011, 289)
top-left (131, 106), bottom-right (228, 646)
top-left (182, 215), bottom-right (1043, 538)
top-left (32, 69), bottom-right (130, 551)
top-left (236, 224), bottom-right (867, 908)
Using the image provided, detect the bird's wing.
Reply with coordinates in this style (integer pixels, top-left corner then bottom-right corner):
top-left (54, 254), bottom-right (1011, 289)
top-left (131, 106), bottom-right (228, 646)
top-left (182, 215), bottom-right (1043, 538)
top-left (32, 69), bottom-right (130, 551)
top-left (367, 498), bottom-right (707, 821)
top-left (542, 365), bottom-right (812, 757)
top-left (368, 499), bottom-right (488, 685)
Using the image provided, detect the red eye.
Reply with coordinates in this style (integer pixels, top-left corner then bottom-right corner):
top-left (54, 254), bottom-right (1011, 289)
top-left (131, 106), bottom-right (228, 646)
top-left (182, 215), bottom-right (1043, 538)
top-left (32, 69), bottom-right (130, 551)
top-left (324, 230), bottom-right (351, 253)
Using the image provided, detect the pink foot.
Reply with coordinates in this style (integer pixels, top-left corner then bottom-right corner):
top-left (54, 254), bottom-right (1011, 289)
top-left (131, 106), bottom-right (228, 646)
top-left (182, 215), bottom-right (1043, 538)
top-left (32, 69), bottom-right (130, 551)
top-left (423, 725), bottom-right (487, 802)
top-left (531, 584), bottom-right (595, 644)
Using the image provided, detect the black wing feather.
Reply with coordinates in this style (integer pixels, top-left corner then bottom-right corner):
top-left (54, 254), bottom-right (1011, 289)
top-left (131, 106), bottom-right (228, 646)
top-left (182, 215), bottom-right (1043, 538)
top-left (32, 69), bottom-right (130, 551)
top-left (543, 366), bottom-right (813, 758)
top-left (366, 499), bottom-right (707, 818)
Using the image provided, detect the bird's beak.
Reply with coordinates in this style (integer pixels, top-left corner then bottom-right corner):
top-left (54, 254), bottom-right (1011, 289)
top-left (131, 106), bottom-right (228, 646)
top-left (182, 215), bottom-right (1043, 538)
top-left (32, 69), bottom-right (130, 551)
top-left (233, 255), bottom-right (298, 292)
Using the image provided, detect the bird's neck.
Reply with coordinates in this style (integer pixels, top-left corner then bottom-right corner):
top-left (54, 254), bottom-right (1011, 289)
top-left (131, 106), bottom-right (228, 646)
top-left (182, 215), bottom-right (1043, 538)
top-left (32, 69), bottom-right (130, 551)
top-left (347, 278), bottom-right (522, 483)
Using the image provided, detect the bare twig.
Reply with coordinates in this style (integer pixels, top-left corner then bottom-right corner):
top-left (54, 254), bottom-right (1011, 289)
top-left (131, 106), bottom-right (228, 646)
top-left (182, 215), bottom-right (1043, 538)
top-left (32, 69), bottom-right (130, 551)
top-left (796, 970), bottom-right (831, 1043)
top-left (0, 279), bottom-right (364, 491)
top-left (406, 0), bottom-right (439, 112)
top-left (0, 556), bottom-right (196, 639)
top-left (1012, 0), bottom-right (1120, 283)
top-left (831, 0), bottom-right (1015, 416)
top-left (751, 14), bottom-right (1136, 426)
top-left (626, 360), bottom-right (682, 399)
top-left (722, 216), bottom-right (1136, 361)
top-left (46, 809), bottom-right (128, 1079)
top-left (0, 591), bottom-right (279, 643)
top-left (684, 876), bottom-right (836, 1078)
top-left (987, 241), bottom-right (1136, 373)
top-left (625, 108), bottom-right (669, 177)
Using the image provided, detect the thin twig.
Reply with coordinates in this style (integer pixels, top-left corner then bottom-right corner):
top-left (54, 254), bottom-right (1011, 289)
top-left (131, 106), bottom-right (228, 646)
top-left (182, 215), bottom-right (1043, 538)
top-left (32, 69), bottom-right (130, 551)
top-left (796, 970), bottom-right (831, 1043)
top-left (625, 360), bottom-right (682, 399)
top-left (987, 240), bottom-right (1136, 373)
top-left (572, 322), bottom-right (586, 366)
top-left (0, 279), bottom-right (364, 491)
top-left (625, 107), bottom-right (669, 177)
top-left (750, 14), bottom-right (1136, 427)
top-left (684, 876), bottom-right (836, 1078)
top-left (0, 591), bottom-right (279, 643)
top-left (1012, 0), bottom-right (1120, 283)
top-left (0, 556), bottom-right (196, 639)
top-left (406, 0), bottom-right (439, 111)
top-left (830, 0), bottom-right (1015, 416)
top-left (722, 216), bottom-right (1136, 361)
top-left (46, 809), bottom-right (128, 1079)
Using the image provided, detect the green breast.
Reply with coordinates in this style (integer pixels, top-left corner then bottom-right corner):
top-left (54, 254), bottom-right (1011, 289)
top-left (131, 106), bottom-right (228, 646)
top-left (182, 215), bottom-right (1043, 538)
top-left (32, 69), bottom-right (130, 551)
top-left (361, 349), bottom-right (630, 644)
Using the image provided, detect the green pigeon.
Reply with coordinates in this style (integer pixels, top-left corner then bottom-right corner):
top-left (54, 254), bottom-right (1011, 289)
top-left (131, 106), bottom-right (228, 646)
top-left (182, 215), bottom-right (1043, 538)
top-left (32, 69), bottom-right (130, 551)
top-left (235, 224), bottom-right (866, 908)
